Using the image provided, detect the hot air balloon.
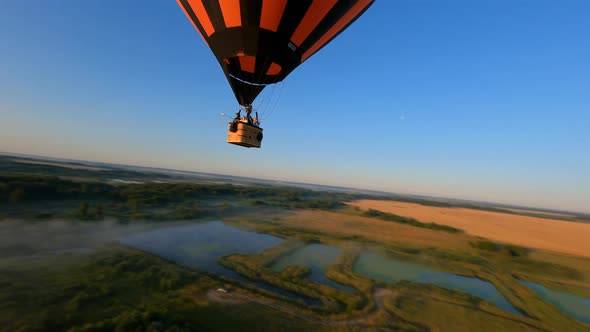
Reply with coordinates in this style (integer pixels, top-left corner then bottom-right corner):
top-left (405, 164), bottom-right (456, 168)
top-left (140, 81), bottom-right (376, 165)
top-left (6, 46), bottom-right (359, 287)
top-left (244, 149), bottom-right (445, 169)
top-left (177, 0), bottom-right (374, 148)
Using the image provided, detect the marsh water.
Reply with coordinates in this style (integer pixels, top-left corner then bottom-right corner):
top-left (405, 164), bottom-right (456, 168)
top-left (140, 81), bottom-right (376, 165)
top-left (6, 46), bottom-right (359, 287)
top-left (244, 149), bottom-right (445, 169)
top-left (353, 251), bottom-right (522, 315)
top-left (120, 221), bottom-right (282, 275)
top-left (120, 222), bottom-right (528, 313)
top-left (270, 243), bottom-right (356, 293)
top-left (116, 220), bottom-right (590, 322)
top-left (519, 281), bottom-right (590, 324)
top-left (8, 218), bottom-right (590, 323)
top-left (120, 221), bottom-right (319, 304)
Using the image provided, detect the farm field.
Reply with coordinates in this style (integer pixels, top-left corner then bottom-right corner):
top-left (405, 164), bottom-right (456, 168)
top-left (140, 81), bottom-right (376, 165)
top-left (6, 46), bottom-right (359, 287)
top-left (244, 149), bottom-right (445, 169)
top-left (347, 200), bottom-right (590, 258)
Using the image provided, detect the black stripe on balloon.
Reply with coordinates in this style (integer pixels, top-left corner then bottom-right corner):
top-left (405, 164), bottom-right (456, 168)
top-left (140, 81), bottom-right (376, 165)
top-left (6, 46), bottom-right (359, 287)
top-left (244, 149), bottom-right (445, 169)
top-left (276, 0), bottom-right (314, 45)
top-left (255, 57), bottom-right (268, 83)
top-left (208, 28), bottom-right (299, 75)
top-left (257, 59), bottom-right (272, 82)
top-left (178, 0), bottom-right (210, 43)
top-left (241, 0), bottom-right (262, 27)
top-left (298, 0), bottom-right (357, 54)
top-left (201, 0), bottom-right (225, 31)
top-left (299, 0), bottom-right (374, 61)
top-left (243, 0), bottom-right (264, 89)
top-left (209, 27), bottom-right (257, 60)
top-left (222, 58), bottom-right (241, 77)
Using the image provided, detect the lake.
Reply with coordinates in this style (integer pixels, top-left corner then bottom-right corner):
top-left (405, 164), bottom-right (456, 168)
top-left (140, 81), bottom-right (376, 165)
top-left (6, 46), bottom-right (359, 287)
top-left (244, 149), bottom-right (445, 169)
top-left (270, 243), bottom-right (356, 293)
top-left (119, 221), bottom-right (319, 304)
top-left (353, 251), bottom-right (522, 315)
top-left (519, 280), bottom-right (590, 325)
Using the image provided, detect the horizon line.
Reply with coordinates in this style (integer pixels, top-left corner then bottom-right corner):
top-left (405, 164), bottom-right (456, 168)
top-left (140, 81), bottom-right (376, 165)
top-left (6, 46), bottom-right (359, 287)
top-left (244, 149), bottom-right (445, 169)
top-left (1, 150), bottom-right (588, 216)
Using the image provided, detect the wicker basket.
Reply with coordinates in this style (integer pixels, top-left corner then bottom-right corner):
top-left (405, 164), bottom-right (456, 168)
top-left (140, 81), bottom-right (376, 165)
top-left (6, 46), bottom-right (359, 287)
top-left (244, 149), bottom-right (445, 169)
top-left (227, 121), bottom-right (263, 148)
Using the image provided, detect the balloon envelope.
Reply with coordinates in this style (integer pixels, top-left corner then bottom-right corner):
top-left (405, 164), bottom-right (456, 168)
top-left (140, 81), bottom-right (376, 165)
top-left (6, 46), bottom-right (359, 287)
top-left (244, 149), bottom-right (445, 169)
top-left (177, 0), bottom-right (374, 105)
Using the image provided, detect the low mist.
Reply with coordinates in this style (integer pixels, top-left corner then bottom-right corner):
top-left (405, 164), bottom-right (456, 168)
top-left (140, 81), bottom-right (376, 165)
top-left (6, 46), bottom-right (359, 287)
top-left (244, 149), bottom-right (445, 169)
top-left (0, 219), bottom-right (171, 258)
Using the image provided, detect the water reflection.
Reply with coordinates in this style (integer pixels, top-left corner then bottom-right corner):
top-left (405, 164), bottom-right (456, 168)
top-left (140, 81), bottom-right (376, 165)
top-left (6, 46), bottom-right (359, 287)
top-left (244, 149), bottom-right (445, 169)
top-left (519, 280), bottom-right (590, 324)
top-left (120, 221), bottom-right (319, 304)
top-left (353, 251), bottom-right (521, 315)
top-left (270, 243), bottom-right (356, 293)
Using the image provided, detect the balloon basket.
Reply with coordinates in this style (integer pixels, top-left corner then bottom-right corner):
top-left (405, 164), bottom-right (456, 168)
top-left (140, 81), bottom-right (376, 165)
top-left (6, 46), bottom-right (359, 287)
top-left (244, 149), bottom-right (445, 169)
top-left (227, 121), bottom-right (263, 148)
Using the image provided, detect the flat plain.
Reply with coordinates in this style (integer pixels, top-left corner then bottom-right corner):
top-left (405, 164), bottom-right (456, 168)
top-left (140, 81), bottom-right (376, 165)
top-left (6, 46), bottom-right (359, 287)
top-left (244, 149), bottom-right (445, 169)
top-left (347, 200), bottom-right (590, 258)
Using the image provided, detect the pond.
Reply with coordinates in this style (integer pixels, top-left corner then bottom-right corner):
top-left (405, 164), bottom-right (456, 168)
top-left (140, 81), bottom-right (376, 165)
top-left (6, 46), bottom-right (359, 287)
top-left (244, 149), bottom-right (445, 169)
top-left (119, 221), bottom-right (319, 304)
top-left (120, 221), bottom-right (283, 275)
top-left (353, 251), bottom-right (522, 315)
top-left (519, 280), bottom-right (590, 325)
top-left (269, 243), bottom-right (356, 293)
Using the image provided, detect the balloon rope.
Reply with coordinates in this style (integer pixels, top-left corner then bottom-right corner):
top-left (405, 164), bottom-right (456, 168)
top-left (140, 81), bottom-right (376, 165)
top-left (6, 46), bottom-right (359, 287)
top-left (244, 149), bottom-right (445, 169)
top-left (259, 84), bottom-right (275, 118)
top-left (229, 74), bottom-right (270, 87)
top-left (263, 80), bottom-right (285, 121)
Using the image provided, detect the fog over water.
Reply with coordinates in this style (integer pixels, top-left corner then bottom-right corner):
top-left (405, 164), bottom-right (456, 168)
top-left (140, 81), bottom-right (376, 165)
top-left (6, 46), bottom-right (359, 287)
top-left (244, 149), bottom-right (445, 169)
top-left (0, 219), bottom-right (167, 258)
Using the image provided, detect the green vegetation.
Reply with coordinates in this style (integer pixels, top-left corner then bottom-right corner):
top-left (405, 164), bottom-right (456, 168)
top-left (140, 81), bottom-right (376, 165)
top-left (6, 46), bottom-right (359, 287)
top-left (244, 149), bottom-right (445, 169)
top-left (217, 238), bottom-right (590, 331)
top-left (4, 154), bottom-right (589, 222)
top-left (252, 195), bottom-right (347, 210)
top-left (0, 173), bottom-right (363, 208)
top-left (368, 196), bottom-right (515, 213)
top-left (382, 286), bottom-right (535, 332)
top-left (574, 214), bottom-right (590, 222)
top-left (0, 247), bottom-right (340, 332)
top-left (0, 173), bottom-right (112, 203)
top-left (220, 253), bottom-right (354, 315)
top-left (1, 247), bottom-right (195, 331)
top-left (3, 157), bottom-right (590, 331)
top-left (0, 156), bottom-right (172, 180)
top-left (511, 258), bottom-right (584, 280)
top-left (466, 240), bottom-right (584, 281)
top-left (74, 202), bottom-right (105, 221)
top-left (216, 241), bottom-right (376, 319)
top-left (361, 208), bottom-right (463, 233)
top-left (231, 240), bottom-right (307, 269)
top-left (470, 240), bottom-right (530, 257)
top-left (0, 173), bottom-right (369, 221)
top-left (325, 246), bottom-right (376, 313)
top-left (280, 265), bottom-right (311, 279)
top-left (228, 214), bottom-right (590, 329)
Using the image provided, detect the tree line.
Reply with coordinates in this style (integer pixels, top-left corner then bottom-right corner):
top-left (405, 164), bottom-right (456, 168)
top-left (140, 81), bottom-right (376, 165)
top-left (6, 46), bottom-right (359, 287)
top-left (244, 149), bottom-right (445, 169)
top-left (0, 173), bottom-right (366, 216)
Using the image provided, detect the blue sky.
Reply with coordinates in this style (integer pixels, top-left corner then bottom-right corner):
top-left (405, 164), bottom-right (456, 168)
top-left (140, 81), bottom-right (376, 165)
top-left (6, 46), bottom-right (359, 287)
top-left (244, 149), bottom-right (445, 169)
top-left (1, 1), bottom-right (589, 212)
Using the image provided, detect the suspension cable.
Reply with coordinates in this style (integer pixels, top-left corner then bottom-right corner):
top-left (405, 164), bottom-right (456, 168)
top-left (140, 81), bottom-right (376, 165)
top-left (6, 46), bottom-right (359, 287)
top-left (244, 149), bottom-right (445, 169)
top-left (262, 80), bottom-right (285, 121)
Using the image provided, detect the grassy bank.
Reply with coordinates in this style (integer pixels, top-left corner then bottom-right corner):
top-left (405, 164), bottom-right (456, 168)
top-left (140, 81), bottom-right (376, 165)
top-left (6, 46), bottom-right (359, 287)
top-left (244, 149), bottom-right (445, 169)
top-left (360, 208), bottom-right (463, 233)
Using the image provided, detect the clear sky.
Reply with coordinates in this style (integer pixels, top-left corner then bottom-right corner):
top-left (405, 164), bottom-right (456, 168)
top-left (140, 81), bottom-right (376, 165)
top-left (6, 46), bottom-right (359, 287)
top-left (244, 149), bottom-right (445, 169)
top-left (1, 1), bottom-right (589, 213)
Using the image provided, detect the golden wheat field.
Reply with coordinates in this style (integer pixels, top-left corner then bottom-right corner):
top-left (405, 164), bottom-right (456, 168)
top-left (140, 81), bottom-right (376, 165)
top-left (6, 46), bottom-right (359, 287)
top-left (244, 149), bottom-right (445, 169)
top-left (347, 200), bottom-right (590, 258)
